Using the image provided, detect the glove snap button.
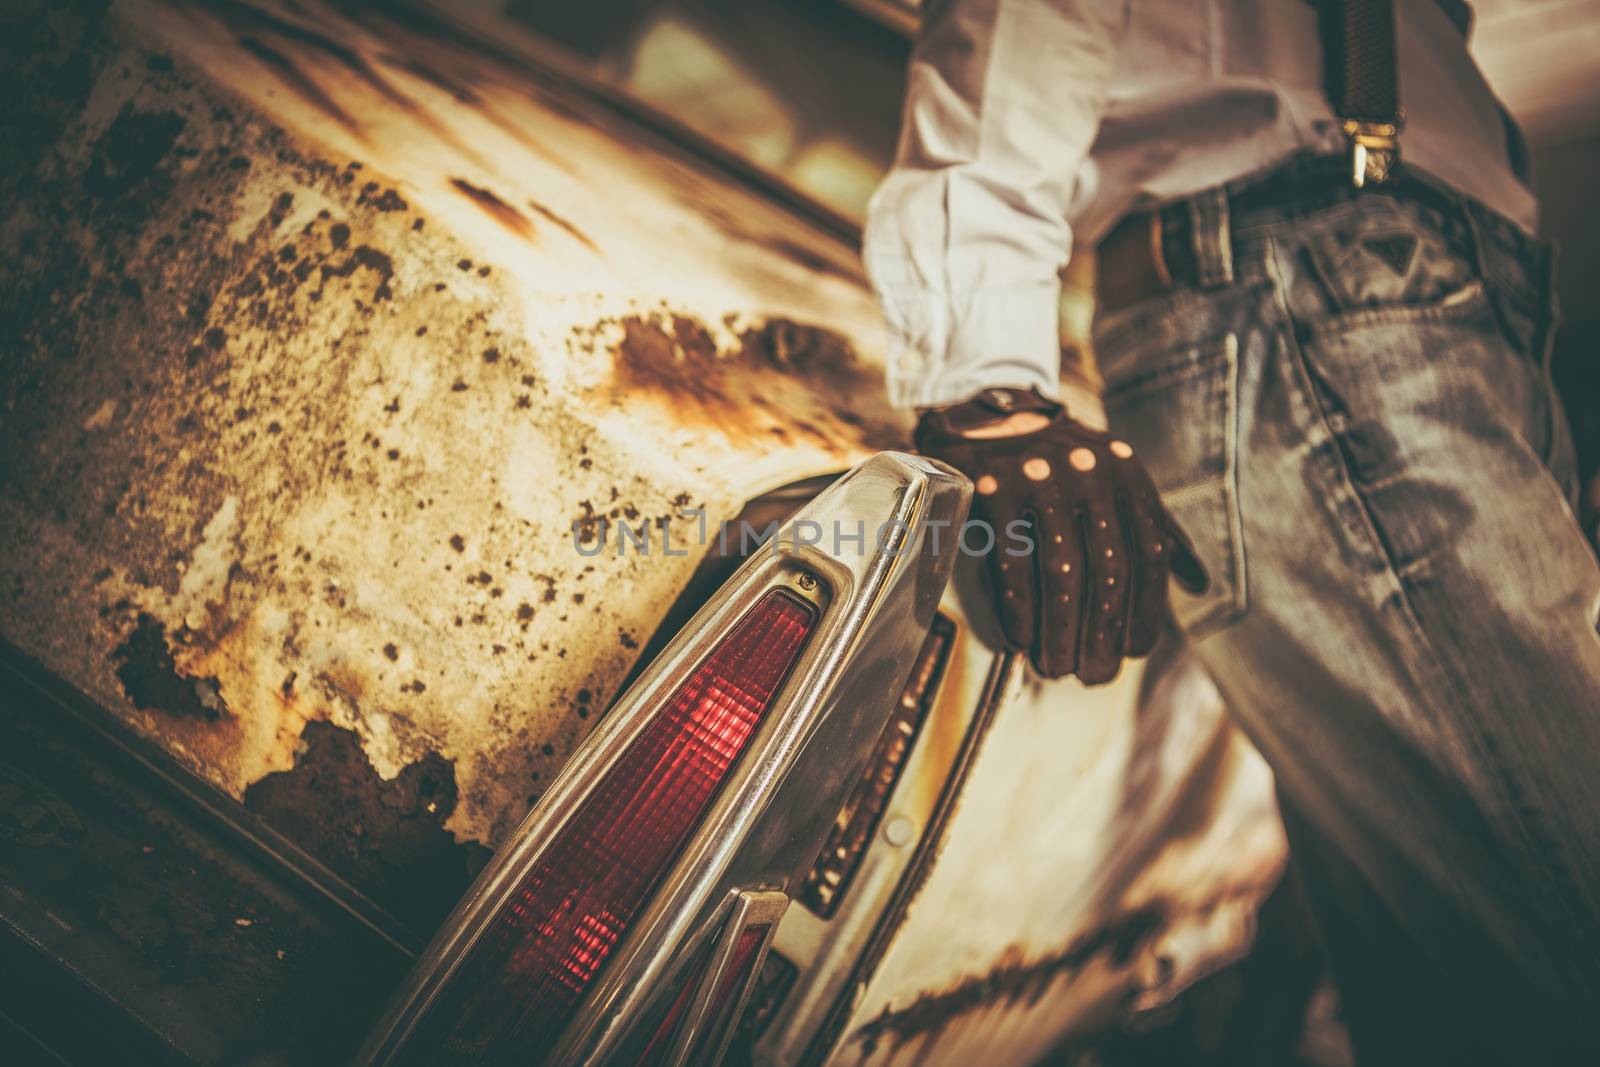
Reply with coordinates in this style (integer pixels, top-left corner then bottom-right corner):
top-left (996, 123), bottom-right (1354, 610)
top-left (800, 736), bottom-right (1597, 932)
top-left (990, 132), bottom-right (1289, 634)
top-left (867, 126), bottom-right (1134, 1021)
top-left (985, 389), bottom-right (1015, 411)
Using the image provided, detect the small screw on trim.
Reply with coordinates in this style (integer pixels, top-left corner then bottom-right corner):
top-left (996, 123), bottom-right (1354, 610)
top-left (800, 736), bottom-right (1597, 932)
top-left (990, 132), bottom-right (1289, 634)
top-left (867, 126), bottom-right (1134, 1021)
top-left (796, 571), bottom-right (818, 591)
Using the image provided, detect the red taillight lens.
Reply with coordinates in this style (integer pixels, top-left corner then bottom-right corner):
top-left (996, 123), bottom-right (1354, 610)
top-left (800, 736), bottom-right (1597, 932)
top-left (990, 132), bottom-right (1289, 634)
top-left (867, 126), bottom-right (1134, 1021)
top-left (431, 590), bottom-right (814, 1060)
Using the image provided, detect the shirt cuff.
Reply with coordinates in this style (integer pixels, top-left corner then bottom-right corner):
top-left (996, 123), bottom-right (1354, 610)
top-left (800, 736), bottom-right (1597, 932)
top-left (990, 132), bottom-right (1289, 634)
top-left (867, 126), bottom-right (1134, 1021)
top-left (885, 284), bottom-right (1062, 409)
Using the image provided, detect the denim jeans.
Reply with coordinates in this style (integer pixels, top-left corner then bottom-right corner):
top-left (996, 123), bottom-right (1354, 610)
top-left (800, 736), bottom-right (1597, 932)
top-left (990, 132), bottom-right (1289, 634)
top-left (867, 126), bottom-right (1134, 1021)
top-left (1095, 160), bottom-right (1600, 1064)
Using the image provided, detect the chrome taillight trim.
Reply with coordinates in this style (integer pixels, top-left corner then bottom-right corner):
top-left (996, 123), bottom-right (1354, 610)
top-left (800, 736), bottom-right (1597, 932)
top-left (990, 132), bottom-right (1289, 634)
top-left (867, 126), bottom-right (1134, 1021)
top-left (791, 650), bottom-right (1020, 1067)
top-left (799, 612), bottom-right (955, 917)
top-left (661, 888), bottom-right (787, 1067)
top-left (754, 643), bottom-right (1019, 1067)
top-left (358, 451), bottom-right (970, 1066)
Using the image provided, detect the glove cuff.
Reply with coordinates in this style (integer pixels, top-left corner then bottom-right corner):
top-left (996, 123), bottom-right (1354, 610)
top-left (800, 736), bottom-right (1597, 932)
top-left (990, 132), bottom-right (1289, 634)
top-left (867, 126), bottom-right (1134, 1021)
top-left (914, 386), bottom-right (1063, 447)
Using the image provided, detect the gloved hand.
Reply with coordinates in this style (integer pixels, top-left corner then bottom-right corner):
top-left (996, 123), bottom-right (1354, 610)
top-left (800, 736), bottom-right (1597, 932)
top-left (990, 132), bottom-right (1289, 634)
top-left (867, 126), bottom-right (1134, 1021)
top-left (915, 386), bottom-right (1207, 684)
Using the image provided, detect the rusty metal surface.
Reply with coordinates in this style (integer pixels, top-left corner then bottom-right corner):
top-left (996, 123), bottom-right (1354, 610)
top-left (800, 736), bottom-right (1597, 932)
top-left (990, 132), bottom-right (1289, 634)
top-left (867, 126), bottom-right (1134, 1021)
top-left (0, 649), bottom-right (411, 1065)
top-left (0, 0), bottom-right (906, 924)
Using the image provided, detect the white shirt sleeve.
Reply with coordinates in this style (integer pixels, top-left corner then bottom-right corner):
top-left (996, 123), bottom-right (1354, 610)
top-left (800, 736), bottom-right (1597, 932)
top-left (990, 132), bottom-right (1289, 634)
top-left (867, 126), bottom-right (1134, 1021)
top-left (864, 0), bottom-right (1129, 409)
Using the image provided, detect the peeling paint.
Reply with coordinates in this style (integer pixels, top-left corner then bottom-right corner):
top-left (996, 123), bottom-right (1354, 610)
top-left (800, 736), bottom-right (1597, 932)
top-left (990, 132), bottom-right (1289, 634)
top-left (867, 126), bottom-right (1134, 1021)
top-left (244, 720), bottom-right (490, 931)
top-left (450, 176), bottom-right (533, 239)
top-left (115, 613), bottom-right (228, 723)
top-left (175, 496), bottom-right (240, 632)
top-left (605, 312), bottom-right (904, 458)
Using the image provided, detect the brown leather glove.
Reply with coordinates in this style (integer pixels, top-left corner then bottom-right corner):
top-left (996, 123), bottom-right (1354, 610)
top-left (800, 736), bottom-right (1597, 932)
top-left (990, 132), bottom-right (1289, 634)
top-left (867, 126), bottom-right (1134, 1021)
top-left (915, 387), bottom-right (1207, 684)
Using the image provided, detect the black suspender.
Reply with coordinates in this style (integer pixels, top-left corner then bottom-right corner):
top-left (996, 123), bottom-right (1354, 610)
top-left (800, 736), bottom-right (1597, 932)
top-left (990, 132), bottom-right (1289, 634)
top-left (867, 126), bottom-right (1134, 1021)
top-left (1320, 0), bottom-right (1405, 187)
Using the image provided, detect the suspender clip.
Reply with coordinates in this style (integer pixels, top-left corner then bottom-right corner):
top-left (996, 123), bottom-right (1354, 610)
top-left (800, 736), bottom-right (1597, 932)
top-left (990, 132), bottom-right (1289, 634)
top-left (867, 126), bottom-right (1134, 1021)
top-left (1343, 115), bottom-right (1404, 188)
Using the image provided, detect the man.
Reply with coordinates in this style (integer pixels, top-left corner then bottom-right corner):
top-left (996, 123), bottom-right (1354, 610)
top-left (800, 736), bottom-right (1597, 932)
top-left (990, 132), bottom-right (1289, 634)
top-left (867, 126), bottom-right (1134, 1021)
top-left (867, 1), bottom-right (1600, 1062)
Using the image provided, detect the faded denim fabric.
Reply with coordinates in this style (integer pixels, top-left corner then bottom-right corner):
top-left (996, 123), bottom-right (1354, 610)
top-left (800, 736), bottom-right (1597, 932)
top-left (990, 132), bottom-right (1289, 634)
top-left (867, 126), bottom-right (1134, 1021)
top-left (1096, 162), bottom-right (1600, 1064)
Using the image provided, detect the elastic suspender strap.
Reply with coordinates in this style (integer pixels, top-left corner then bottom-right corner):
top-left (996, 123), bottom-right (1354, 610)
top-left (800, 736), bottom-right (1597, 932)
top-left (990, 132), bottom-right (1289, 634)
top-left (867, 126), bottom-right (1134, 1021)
top-left (1331, 0), bottom-right (1399, 123)
top-left (1322, 0), bottom-right (1404, 187)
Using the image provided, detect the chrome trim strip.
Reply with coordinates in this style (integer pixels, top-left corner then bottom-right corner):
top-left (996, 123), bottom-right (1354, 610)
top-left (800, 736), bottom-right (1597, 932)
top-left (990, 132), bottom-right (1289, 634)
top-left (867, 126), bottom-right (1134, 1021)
top-left (664, 889), bottom-right (787, 1067)
top-left (798, 613), bottom-right (956, 918)
top-left (358, 452), bottom-right (970, 1066)
top-left (795, 650), bottom-right (1019, 1067)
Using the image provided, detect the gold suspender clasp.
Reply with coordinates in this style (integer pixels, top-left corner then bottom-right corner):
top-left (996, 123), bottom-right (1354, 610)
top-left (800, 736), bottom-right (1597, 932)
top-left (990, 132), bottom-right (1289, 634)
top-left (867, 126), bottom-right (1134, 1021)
top-left (1344, 114), bottom-right (1404, 188)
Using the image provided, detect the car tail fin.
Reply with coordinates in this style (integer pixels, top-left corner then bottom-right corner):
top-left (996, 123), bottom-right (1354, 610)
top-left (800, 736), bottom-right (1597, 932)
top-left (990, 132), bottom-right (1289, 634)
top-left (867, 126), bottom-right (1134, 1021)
top-left (358, 452), bottom-right (970, 1067)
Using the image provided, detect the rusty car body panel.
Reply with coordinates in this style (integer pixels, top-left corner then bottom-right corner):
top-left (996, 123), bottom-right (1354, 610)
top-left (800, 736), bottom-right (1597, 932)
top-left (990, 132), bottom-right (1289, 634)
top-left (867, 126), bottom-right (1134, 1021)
top-left (1, 0), bottom-right (901, 857)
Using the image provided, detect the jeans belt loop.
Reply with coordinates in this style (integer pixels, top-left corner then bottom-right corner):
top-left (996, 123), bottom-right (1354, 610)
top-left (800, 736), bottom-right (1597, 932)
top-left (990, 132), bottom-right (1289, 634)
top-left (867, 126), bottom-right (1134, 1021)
top-left (1187, 186), bottom-right (1235, 290)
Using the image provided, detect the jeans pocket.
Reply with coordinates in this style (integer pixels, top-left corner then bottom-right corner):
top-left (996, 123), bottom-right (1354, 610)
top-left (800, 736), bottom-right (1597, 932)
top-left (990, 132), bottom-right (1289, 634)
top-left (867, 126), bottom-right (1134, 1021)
top-left (1104, 332), bottom-right (1247, 637)
top-left (1292, 195), bottom-right (1475, 311)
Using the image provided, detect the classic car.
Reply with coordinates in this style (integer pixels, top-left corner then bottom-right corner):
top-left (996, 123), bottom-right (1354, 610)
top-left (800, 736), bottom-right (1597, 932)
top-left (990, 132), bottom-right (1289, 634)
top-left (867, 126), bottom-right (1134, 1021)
top-left (0, 1), bottom-right (1286, 1063)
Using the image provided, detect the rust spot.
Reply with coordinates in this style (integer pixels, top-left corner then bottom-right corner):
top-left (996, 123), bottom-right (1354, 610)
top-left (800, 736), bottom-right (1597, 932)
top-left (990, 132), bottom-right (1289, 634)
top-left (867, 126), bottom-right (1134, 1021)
top-left (605, 313), bottom-right (909, 456)
top-left (740, 317), bottom-right (851, 376)
top-left (244, 720), bottom-right (491, 930)
top-left (570, 500), bottom-right (605, 546)
top-left (114, 613), bottom-right (227, 722)
top-left (319, 244), bottom-right (394, 301)
top-left (525, 199), bottom-right (597, 252)
top-left (852, 903), bottom-right (1169, 1055)
top-left (359, 186), bottom-right (408, 213)
top-left (612, 316), bottom-right (728, 408)
top-left (268, 191), bottom-right (294, 226)
top-left (86, 107), bottom-right (186, 201)
top-left (450, 177), bottom-right (531, 238)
